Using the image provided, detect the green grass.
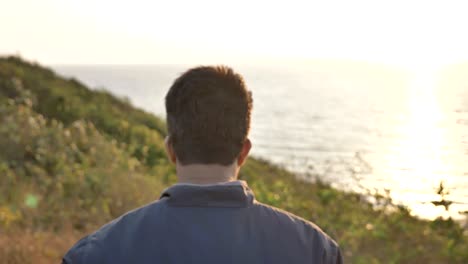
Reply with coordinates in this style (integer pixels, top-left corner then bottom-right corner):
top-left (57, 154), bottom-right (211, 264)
top-left (0, 56), bottom-right (467, 263)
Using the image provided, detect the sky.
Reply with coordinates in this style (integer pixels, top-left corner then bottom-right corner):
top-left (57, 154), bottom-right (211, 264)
top-left (1, 0), bottom-right (468, 71)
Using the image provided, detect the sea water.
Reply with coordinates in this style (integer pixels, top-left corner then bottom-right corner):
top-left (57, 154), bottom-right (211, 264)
top-left (54, 64), bottom-right (468, 220)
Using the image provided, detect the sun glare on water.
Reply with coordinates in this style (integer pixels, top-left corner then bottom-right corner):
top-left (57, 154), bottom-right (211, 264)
top-left (386, 63), bottom-right (457, 219)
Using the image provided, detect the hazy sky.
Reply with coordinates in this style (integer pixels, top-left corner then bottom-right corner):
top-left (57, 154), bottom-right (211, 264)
top-left (2, 0), bottom-right (468, 70)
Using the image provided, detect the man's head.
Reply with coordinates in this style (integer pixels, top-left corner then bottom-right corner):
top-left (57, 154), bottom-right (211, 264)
top-left (165, 66), bottom-right (252, 167)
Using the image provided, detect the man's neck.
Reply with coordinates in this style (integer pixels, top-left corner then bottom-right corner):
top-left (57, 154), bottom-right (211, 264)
top-left (176, 163), bottom-right (239, 185)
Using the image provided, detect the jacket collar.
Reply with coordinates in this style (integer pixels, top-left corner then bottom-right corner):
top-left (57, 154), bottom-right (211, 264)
top-left (160, 180), bottom-right (254, 208)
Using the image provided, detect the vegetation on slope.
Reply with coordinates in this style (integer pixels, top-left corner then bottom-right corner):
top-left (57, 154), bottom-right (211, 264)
top-left (0, 56), bottom-right (467, 263)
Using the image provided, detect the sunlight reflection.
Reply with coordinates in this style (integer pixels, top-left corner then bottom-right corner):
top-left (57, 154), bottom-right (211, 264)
top-left (387, 69), bottom-right (455, 219)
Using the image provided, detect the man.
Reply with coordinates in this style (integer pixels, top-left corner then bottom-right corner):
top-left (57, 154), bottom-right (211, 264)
top-left (63, 66), bottom-right (343, 263)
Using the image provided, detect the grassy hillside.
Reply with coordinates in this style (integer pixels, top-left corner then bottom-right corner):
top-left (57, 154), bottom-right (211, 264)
top-left (0, 56), bottom-right (467, 263)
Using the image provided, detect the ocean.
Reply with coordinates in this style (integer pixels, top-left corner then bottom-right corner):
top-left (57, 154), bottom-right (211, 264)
top-left (54, 63), bottom-right (468, 220)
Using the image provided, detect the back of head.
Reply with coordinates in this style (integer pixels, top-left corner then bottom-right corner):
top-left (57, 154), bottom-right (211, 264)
top-left (165, 66), bottom-right (252, 165)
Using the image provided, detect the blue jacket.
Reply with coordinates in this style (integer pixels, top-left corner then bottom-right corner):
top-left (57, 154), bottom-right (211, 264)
top-left (63, 181), bottom-right (343, 263)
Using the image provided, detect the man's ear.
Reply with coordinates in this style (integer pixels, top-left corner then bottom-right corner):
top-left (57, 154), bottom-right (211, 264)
top-left (237, 138), bottom-right (252, 166)
top-left (164, 136), bottom-right (177, 164)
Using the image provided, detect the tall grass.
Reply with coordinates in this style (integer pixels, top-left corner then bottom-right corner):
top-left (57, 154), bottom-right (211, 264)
top-left (0, 56), bottom-right (467, 263)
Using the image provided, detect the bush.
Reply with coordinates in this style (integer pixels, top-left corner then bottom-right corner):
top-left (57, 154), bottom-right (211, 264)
top-left (0, 56), bottom-right (467, 263)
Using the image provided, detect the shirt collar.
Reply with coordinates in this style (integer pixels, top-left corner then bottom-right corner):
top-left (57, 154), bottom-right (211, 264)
top-left (174, 180), bottom-right (245, 187)
top-left (160, 180), bottom-right (254, 208)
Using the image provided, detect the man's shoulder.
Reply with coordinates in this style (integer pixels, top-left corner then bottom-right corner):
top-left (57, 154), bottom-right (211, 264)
top-left (253, 202), bottom-right (324, 229)
top-left (252, 201), bottom-right (341, 257)
top-left (91, 198), bottom-right (169, 238)
top-left (63, 199), bottom-right (168, 263)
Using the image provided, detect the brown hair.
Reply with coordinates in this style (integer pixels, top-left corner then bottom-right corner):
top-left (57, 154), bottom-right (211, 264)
top-left (165, 66), bottom-right (252, 165)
